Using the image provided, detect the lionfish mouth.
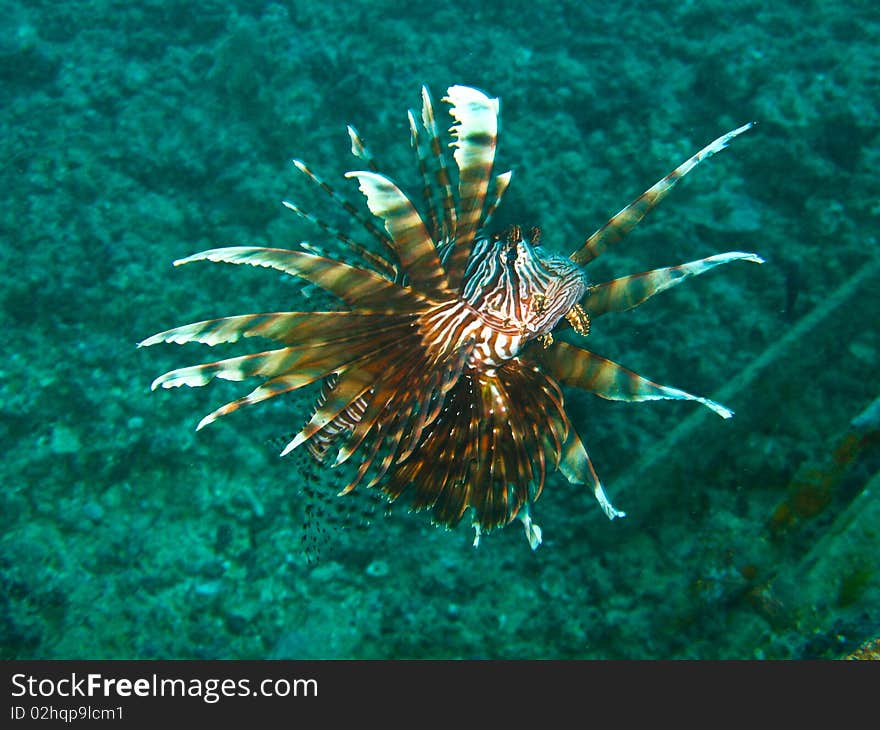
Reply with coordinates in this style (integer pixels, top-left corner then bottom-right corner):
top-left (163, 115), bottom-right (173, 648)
top-left (140, 85), bottom-right (762, 549)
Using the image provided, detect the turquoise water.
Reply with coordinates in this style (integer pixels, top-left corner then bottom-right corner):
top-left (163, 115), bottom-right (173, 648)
top-left (2, 0), bottom-right (878, 659)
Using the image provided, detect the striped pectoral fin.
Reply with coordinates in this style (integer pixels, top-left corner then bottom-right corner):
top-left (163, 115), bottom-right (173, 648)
top-left (408, 109), bottom-right (441, 243)
top-left (276, 329), bottom-right (419, 457)
top-left (335, 384), bottom-right (423, 498)
top-left (150, 346), bottom-right (306, 390)
top-left (280, 367), bottom-right (376, 456)
top-left (150, 326), bottom-right (403, 392)
top-left (365, 420), bottom-right (412, 492)
top-left (332, 381), bottom-right (401, 470)
top-left (337, 432), bottom-right (385, 497)
top-left (492, 377), bottom-right (537, 509)
top-left (443, 85), bottom-right (500, 287)
top-left (174, 246), bottom-right (425, 310)
top-left (196, 374), bottom-right (312, 431)
top-left (345, 171), bottom-right (452, 299)
top-left (331, 333), bottom-right (456, 471)
top-left (183, 323), bottom-right (421, 431)
top-left (569, 123), bottom-right (755, 265)
top-left (420, 86), bottom-right (457, 243)
top-left (559, 429), bottom-right (626, 520)
top-left (138, 311), bottom-right (335, 348)
top-left (582, 252), bottom-right (765, 318)
top-left (142, 310), bottom-right (416, 351)
top-left (541, 341), bottom-right (733, 418)
top-left (395, 342), bottom-right (473, 463)
top-left (395, 371), bottom-right (442, 464)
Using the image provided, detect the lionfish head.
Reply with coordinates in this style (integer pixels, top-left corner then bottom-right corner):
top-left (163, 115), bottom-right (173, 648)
top-left (140, 83), bottom-right (760, 550)
top-left (463, 225), bottom-right (589, 343)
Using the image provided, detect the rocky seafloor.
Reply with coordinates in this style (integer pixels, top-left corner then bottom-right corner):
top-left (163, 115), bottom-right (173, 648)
top-left (1, 0), bottom-right (878, 659)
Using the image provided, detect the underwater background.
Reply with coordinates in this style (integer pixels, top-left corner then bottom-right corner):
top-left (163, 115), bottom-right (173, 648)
top-left (2, 0), bottom-right (878, 659)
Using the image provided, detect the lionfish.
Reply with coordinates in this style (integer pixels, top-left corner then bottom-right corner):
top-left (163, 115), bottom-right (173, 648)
top-left (140, 85), bottom-right (762, 549)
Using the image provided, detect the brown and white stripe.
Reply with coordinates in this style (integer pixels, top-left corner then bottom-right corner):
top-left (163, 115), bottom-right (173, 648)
top-left (570, 123), bottom-right (754, 265)
top-left (345, 171), bottom-right (452, 299)
top-left (539, 340), bottom-right (733, 418)
top-left (443, 85), bottom-right (499, 288)
top-left (580, 251), bottom-right (764, 318)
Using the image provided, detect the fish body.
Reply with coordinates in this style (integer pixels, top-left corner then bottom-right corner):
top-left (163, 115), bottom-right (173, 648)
top-left (141, 85), bottom-right (761, 548)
